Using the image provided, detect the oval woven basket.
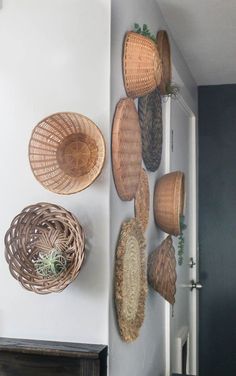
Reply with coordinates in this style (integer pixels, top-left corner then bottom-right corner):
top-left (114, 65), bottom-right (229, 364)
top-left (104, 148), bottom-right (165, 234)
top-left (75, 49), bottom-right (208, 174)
top-left (156, 30), bottom-right (172, 95)
top-left (134, 169), bottom-right (150, 231)
top-left (29, 112), bottom-right (105, 195)
top-left (123, 31), bottom-right (162, 98)
top-left (154, 171), bottom-right (185, 236)
top-left (4, 203), bottom-right (85, 294)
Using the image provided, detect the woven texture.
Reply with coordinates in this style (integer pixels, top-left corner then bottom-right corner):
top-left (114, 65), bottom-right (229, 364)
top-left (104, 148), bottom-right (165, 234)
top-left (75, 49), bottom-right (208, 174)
top-left (138, 88), bottom-right (163, 171)
top-left (156, 30), bottom-right (172, 95)
top-left (154, 171), bottom-right (185, 236)
top-left (148, 235), bottom-right (176, 305)
top-left (134, 169), bottom-right (150, 231)
top-left (123, 32), bottom-right (162, 98)
top-left (29, 112), bottom-right (105, 195)
top-left (115, 218), bottom-right (147, 342)
top-left (5, 203), bottom-right (85, 294)
top-left (112, 98), bottom-right (142, 201)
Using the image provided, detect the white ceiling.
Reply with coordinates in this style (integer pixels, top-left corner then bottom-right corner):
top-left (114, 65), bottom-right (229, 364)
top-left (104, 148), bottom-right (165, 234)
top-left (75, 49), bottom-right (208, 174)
top-left (157, 0), bottom-right (236, 85)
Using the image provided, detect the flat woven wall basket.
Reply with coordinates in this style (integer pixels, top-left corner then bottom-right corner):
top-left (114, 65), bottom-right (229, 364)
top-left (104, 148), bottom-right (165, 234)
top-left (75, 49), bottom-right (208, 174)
top-left (148, 235), bottom-right (177, 305)
top-left (4, 203), bottom-right (85, 294)
top-left (29, 112), bottom-right (105, 195)
top-left (134, 168), bottom-right (150, 231)
top-left (156, 30), bottom-right (172, 95)
top-left (115, 218), bottom-right (147, 342)
top-left (154, 171), bottom-right (185, 236)
top-left (123, 31), bottom-right (162, 98)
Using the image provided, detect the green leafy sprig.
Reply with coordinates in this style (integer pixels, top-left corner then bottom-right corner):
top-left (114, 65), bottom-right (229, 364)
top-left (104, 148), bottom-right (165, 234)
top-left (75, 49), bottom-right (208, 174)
top-left (178, 215), bottom-right (187, 265)
top-left (133, 23), bottom-right (156, 43)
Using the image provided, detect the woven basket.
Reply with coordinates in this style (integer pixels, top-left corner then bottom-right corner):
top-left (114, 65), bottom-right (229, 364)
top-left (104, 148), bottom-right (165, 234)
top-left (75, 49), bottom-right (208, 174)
top-left (134, 169), bottom-right (150, 231)
top-left (4, 203), bottom-right (85, 294)
top-left (156, 30), bottom-right (172, 95)
top-left (123, 32), bottom-right (162, 98)
top-left (154, 171), bottom-right (185, 236)
top-left (148, 235), bottom-right (176, 305)
top-left (29, 112), bottom-right (105, 195)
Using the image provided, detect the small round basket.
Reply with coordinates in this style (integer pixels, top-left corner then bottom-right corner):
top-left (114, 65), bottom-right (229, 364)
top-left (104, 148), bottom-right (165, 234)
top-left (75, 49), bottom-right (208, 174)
top-left (156, 30), bottom-right (172, 95)
top-left (4, 203), bottom-right (85, 294)
top-left (154, 171), bottom-right (185, 236)
top-left (123, 31), bottom-right (162, 98)
top-left (29, 112), bottom-right (105, 195)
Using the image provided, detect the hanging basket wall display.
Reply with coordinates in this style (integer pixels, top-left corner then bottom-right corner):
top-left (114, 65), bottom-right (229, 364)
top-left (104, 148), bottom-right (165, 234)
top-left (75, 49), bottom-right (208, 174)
top-left (134, 169), bottom-right (150, 231)
top-left (138, 88), bottom-right (163, 172)
top-left (115, 218), bottom-right (147, 343)
top-left (29, 112), bottom-right (105, 195)
top-left (156, 30), bottom-right (172, 95)
top-left (112, 98), bottom-right (142, 201)
top-left (154, 171), bottom-right (185, 236)
top-left (4, 203), bottom-right (85, 294)
top-left (148, 235), bottom-right (177, 305)
top-left (123, 31), bottom-right (162, 98)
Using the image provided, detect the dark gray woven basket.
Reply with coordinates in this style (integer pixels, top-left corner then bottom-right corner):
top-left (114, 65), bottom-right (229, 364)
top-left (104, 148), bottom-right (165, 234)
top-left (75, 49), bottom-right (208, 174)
top-left (138, 88), bottom-right (163, 172)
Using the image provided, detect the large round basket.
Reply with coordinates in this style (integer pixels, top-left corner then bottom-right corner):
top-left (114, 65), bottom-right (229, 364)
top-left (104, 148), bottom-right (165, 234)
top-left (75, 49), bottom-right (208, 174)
top-left (4, 203), bottom-right (85, 294)
top-left (29, 112), bottom-right (105, 195)
top-left (115, 218), bottom-right (147, 342)
top-left (148, 236), bottom-right (177, 305)
top-left (156, 30), bottom-right (172, 95)
top-left (154, 171), bottom-right (185, 236)
top-left (123, 32), bottom-right (162, 98)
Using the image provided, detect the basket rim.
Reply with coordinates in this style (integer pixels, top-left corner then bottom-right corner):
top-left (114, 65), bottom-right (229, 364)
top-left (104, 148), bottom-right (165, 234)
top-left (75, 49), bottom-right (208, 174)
top-left (156, 30), bottom-right (172, 94)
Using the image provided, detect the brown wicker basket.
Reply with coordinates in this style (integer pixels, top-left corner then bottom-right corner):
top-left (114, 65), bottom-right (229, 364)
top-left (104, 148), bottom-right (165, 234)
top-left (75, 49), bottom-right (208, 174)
top-left (134, 169), bottom-right (150, 231)
top-left (4, 203), bottom-right (85, 294)
top-left (156, 30), bottom-right (172, 95)
top-left (148, 235), bottom-right (176, 305)
top-left (123, 31), bottom-right (162, 98)
top-left (154, 171), bottom-right (185, 236)
top-left (29, 112), bottom-right (105, 195)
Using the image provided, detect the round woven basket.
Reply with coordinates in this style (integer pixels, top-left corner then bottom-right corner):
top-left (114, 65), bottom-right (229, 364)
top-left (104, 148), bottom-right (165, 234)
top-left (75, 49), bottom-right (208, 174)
top-left (4, 203), bottom-right (85, 294)
top-left (154, 171), bottom-right (185, 236)
top-left (123, 31), bottom-right (162, 98)
top-left (156, 30), bottom-right (172, 95)
top-left (148, 235), bottom-right (176, 305)
top-left (29, 112), bottom-right (105, 195)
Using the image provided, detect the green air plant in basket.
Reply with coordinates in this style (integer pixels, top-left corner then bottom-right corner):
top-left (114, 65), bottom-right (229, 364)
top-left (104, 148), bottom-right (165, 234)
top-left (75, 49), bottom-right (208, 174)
top-left (178, 215), bottom-right (187, 266)
top-left (133, 23), bottom-right (156, 43)
top-left (164, 82), bottom-right (180, 100)
top-left (35, 249), bottom-right (67, 278)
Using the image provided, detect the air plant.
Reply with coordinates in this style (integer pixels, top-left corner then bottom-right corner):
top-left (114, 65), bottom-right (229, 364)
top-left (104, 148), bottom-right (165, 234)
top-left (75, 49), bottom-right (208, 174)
top-left (35, 249), bottom-right (67, 278)
top-left (178, 215), bottom-right (187, 266)
top-left (133, 23), bottom-right (156, 42)
top-left (164, 82), bottom-right (180, 99)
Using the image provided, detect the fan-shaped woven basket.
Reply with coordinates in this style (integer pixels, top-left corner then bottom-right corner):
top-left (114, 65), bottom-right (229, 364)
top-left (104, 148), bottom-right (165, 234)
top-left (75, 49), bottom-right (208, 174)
top-left (154, 171), bottom-right (185, 236)
top-left (156, 30), bottom-right (172, 95)
top-left (115, 218), bottom-right (147, 343)
top-left (29, 112), bottom-right (105, 195)
top-left (134, 169), bottom-right (150, 231)
top-left (138, 88), bottom-right (163, 171)
top-left (148, 235), bottom-right (177, 305)
top-left (123, 31), bottom-right (162, 98)
top-left (4, 203), bottom-right (85, 294)
top-left (112, 98), bottom-right (142, 201)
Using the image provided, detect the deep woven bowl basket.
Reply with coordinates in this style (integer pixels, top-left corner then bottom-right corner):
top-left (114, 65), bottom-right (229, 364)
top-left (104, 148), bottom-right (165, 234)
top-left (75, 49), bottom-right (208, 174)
top-left (154, 171), bottom-right (185, 236)
top-left (123, 31), bottom-right (162, 98)
top-left (4, 203), bottom-right (85, 294)
top-left (29, 112), bottom-right (105, 195)
top-left (156, 30), bottom-right (172, 95)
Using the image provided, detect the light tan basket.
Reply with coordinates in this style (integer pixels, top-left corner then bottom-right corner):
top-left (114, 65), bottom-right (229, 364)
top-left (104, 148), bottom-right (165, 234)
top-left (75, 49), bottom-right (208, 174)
top-left (154, 171), bottom-right (185, 236)
top-left (29, 112), bottom-right (105, 195)
top-left (148, 235), bottom-right (176, 305)
top-left (4, 203), bottom-right (85, 294)
top-left (156, 30), bottom-right (172, 95)
top-left (134, 169), bottom-right (150, 231)
top-left (123, 32), bottom-right (162, 98)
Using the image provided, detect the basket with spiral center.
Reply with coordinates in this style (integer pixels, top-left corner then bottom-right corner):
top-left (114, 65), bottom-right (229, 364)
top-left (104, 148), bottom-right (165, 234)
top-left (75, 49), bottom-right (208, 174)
top-left (156, 30), bottom-right (172, 95)
top-left (123, 32), bottom-right (162, 98)
top-left (154, 171), bottom-right (185, 236)
top-left (29, 112), bottom-right (105, 195)
top-left (4, 203), bottom-right (85, 294)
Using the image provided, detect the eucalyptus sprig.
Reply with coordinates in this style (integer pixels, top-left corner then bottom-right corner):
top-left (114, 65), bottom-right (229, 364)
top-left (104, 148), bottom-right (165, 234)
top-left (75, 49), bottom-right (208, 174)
top-left (133, 23), bottom-right (156, 43)
top-left (35, 249), bottom-right (67, 278)
top-left (178, 215), bottom-right (187, 266)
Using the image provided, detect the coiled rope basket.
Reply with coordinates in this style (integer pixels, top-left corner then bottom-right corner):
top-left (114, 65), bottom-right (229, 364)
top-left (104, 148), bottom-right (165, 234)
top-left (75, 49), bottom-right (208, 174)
top-left (4, 203), bottom-right (85, 294)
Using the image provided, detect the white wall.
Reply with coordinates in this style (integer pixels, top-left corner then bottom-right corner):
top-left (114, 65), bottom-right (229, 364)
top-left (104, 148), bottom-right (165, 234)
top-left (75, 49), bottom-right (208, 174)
top-left (109, 0), bottom-right (197, 375)
top-left (0, 0), bottom-right (110, 345)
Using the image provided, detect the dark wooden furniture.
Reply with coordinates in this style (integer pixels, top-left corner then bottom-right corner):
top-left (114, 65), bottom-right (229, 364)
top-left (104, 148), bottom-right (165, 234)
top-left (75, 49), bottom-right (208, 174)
top-left (0, 337), bottom-right (107, 376)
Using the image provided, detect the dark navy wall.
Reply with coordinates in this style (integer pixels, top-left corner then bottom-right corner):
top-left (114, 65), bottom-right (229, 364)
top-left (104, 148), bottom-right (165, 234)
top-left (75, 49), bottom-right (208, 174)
top-left (199, 85), bottom-right (236, 376)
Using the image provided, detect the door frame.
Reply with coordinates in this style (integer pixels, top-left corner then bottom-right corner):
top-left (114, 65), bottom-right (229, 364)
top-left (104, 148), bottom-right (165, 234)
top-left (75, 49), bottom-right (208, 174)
top-left (163, 94), bottom-right (198, 376)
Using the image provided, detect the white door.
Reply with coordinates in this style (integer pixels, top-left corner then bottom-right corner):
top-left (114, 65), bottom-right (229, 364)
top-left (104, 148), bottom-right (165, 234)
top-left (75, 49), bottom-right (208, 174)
top-left (165, 96), bottom-right (198, 376)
